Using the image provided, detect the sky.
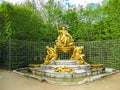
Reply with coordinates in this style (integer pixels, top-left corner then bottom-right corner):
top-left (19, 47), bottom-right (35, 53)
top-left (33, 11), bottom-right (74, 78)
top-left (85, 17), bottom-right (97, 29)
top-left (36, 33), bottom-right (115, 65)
top-left (68, 0), bottom-right (103, 5)
top-left (2, 0), bottom-right (103, 5)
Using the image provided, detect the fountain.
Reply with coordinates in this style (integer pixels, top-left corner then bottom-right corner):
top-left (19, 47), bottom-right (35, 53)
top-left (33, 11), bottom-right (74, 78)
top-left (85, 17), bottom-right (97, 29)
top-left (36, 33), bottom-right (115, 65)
top-left (13, 25), bottom-right (117, 85)
top-left (40, 25), bottom-right (105, 79)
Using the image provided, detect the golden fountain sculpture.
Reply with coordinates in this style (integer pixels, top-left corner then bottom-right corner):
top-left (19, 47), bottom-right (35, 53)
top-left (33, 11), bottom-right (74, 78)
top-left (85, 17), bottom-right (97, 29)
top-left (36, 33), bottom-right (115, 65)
top-left (70, 46), bottom-right (87, 65)
top-left (54, 66), bottom-right (74, 73)
top-left (55, 25), bottom-right (74, 52)
top-left (43, 25), bottom-right (87, 66)
top-left (44, 46), bottom-right (58, 65)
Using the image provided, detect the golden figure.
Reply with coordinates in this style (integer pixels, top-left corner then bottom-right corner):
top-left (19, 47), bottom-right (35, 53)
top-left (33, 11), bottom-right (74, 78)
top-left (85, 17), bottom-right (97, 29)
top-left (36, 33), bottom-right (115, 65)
top-left (55, 25), bottom-right (74, 52)
top-left (56, 25), bottom-right (74, 47)
top-left (54, 66), bottom-right (74, 72)
top-left (43, 25), bottom-right (87, 65)
top-left (70, 46), bottom-right (87, 65)
top-left (44, 46), bottom-right (58, 65)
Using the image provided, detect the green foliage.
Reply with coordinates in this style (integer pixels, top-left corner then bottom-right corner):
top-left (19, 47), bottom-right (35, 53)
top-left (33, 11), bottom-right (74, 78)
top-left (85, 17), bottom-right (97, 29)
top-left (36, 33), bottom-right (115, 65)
top-left (93, 0), bottom-right (120, 40)
top-left (0, 2), bottom-right (47, 42)
top-left (10, 3), bottom-right (45, 41)
top-left (0, 2), bottom-right (12, 42)
top-left (0, 0), bottom-right (120, 70)
top-left (0, 0), bottom-right (120, 42)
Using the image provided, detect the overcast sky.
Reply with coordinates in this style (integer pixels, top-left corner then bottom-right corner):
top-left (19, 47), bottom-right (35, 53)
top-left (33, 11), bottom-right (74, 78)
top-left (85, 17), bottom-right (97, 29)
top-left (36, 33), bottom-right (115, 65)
top-left (3, 0), bottom-right (103, 5)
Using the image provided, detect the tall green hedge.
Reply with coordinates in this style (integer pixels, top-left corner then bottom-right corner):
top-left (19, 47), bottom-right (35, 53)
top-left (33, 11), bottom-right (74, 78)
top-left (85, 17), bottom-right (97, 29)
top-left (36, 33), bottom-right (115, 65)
top-left (0, 2), bottom-right (50, 42)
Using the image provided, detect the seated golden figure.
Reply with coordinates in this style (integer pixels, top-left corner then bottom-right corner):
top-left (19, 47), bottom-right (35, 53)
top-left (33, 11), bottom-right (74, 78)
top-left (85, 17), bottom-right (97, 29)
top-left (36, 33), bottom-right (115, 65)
top-left (55, 25), bottom-right (74, 52)
top-left (44, 46), bottom-right (58, 65)
top-left (56, 25), bottom-right (74, 47)
top-left (70, 46), bottom-right (87, 65)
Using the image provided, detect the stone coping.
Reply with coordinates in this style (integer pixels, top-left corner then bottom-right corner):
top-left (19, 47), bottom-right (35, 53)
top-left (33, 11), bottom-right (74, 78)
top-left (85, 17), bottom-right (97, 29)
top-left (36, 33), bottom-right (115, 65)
top-left (51, 60), bottom-right (78, 65)
top-left (13, 67), bottom-right (119, 85)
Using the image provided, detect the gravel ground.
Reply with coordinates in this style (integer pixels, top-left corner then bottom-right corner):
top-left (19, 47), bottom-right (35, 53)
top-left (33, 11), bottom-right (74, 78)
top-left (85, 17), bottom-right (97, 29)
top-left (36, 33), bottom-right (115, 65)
top-left (0, 69), bottom-right (120, 90)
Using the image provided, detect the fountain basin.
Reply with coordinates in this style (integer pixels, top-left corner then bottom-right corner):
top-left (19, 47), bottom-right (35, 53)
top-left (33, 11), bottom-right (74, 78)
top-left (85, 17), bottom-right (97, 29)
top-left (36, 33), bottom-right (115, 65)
top-left (40, 64), bottom-right (90, 71)
top-left (40, 60), bottom-right (91, 78)
top-left (40, 60), bottom-right (105, 79)
top-left (91, 64), bottom-right (104, 69)
top-left (44, 70), bottom-right (86, 78)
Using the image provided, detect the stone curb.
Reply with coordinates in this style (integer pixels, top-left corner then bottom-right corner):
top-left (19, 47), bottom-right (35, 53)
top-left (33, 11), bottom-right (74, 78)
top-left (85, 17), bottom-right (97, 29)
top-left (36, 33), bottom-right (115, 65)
top-left (13, 68), bottom-right (119, 85)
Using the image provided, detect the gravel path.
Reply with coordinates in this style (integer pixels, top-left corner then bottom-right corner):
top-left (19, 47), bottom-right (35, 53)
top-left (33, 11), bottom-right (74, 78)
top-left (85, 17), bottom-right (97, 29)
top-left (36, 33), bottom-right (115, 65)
top-left (0, 69), bottom-right (120, 90)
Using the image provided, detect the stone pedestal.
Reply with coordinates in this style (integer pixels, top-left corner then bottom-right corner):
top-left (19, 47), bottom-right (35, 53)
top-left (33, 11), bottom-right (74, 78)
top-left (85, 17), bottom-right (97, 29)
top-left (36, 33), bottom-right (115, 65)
top-left (40, 60), bottom-right (90, 78)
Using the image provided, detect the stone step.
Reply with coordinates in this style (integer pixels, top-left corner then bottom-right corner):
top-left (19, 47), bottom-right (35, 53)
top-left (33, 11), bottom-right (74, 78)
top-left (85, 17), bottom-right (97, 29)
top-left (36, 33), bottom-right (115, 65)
top-left (40, 64), bottom-right (90, 71)
top-left (44, 70), bottom-right (87, 78)
top-left (51, 60), bottom-right (78, 65)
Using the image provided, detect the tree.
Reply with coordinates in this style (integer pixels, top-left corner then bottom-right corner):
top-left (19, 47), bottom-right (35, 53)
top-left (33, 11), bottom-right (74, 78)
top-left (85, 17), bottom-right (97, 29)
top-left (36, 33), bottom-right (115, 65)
top-left (94, 0), bottom-right (120, 40)
top-left (0, 2), bottom-right (13, 42)
top-left (0, 2), bottom-right (47, 42)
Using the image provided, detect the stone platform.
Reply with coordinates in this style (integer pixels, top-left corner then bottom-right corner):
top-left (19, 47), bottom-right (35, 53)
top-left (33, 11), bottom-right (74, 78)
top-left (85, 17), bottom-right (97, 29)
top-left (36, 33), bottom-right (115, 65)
top-left (51, 60), bottom-right (77, 65)
top-left (40, 60), bottom-right (92, 78)
top-left (13, 67), bottom-right (117, 85)
top-left (41, 60), bottom-right (90, 71)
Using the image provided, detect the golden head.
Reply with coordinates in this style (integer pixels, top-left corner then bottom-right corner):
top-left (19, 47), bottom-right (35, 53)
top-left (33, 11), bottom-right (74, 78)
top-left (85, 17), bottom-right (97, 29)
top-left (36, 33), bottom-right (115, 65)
top-left (62, 25), bottom-right (66, 30)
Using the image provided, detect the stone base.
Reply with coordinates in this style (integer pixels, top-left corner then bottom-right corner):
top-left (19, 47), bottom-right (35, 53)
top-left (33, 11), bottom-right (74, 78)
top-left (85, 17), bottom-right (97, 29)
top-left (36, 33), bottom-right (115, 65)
top-left (51, 60), bottom-right (77, 65)
top-left (44, 70), bottom-right (86, 78)
top-left (40, 60), bottom-right (105, 79)
top-left (42, 67), bottom-right (105, 78)
top-left (13, 67), bottom-right (118, 85)
top-left (40, 60), bottom-right (91, 78)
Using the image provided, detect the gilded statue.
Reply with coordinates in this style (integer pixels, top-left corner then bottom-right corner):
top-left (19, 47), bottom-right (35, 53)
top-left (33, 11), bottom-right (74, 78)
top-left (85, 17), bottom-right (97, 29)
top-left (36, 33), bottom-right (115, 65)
top-left (44, 46), bottom-right (58, 65)
top-left (56, 25), bottom-right (74, 47)
top-left (54, 66), bottom-right (74, 72)
top-left (70, 46), bottom-right (87, 65)
top-left (43, 25), bottom-right (87, 65)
